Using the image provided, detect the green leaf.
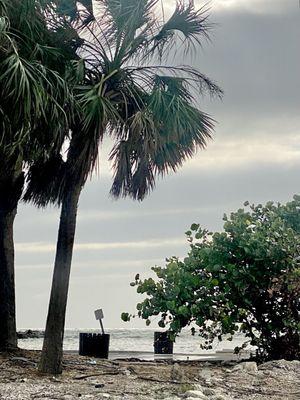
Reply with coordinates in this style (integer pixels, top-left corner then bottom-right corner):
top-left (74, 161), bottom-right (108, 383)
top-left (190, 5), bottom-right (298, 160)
top-left (121, 312), bottom-right (130, 322)
top-left (191, 223), bottom-right (200, 231)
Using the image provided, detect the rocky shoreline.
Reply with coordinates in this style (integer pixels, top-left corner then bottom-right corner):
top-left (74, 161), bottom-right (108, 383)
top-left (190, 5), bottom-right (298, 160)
top-left (17, 330), bottom-right (44, 339)
top-left (0, 350), bottom-right (299, 399)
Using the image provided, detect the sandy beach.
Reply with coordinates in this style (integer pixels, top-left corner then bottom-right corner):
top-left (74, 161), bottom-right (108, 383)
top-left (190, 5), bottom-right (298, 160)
top-left (0, 350), bottom-right (300, 400)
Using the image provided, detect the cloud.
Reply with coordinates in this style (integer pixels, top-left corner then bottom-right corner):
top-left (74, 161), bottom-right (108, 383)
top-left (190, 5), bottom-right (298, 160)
top-left (196, 0), bottom-right (295, 14)
top-left (15, 237), bottom-right (185, 254)
top-left (16, 257), bottom-right (163, 272)
top-left (77, 205), bottom-right (218, 221)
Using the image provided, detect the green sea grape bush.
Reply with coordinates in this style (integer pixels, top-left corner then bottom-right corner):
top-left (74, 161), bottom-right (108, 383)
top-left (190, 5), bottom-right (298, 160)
top-left (122, 196), bottom-right (300, 361)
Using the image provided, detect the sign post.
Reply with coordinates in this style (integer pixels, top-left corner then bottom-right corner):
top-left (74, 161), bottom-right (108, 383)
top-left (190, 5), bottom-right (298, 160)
top-left (94, 308), bottom-right (105, 335)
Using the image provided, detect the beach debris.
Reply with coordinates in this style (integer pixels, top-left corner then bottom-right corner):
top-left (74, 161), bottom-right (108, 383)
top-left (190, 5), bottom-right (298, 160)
top-left (120, 367), bottom-right (131, 376)
top-left (184, 390), bottom-right (206, 399)
top-left (95, 383), bottom-right (105, 388)
top-left (163, 398), bottom-right (181, 400)
top-left (231, 361), bottom-right (258, 373)
top-left (171, 363), bottom-right (186, 382)
top-left (202, 387), bottom-right (215, 396)
top-left (185, 396), bottom-right (207, 400)
top-left (50, 376), bottom-right (62, 382)
top-left (74, 370), bottom-right (119, 380)
top-left (10, 357), bottom-right (36, 366)
top-left (210, 395), bottom-right (233, 400)
top-left (197, 368), bottom-right (212, 386)
top-left (259, 359), bottom-right (300, 371)
top-left (1, 352), bottom-right (300, 400)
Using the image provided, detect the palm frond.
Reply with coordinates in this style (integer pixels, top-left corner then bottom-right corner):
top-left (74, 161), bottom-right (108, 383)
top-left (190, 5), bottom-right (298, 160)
top-left (128, 65), bottom-right (223, 98)
top-left (23, 154), bottom-right (66, 207)
top-left (97, 0), bottom-right (157, 36)
top-left (145, 1), bottom-right (212, 59)
top-left (109, 140), bottom-right (132, 198)
top-left (0, 0), bottom-right (73, 190)
top-left (109, 79), bottom-right (215, 200)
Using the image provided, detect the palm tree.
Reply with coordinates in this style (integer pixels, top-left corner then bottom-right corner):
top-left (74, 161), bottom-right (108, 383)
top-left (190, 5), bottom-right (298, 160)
top-left (0, 0), bottom-right (74, 351)
top-left (26, 0), bottom-right (222, 374)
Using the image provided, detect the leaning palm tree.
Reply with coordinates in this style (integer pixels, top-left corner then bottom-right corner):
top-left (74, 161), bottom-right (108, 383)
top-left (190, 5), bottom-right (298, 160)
top-left (0, 0), bottom-right (75, 351)
top-left (26, 0), bottom-right (222, 374)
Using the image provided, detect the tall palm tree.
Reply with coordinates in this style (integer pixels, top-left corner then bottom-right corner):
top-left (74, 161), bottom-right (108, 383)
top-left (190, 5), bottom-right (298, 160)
top-left (26, 0), bottom-right (222, 374)
top-left (0, 0), bottom-right (74, 351)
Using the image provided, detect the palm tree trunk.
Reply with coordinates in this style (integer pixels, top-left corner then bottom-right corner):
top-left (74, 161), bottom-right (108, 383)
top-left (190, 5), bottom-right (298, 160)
top-left (0, 207), bottom-right (18, 351)
top-left (38, 185), bottom-right (81, 374)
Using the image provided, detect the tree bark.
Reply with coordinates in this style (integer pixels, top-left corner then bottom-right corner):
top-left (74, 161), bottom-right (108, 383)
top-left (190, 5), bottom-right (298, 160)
top-left (0, 207), bottom-right (17, 351)
top-left (38, 185), bottom-right (81, 374)
top-left (0, 169), bottom-right (24, 352)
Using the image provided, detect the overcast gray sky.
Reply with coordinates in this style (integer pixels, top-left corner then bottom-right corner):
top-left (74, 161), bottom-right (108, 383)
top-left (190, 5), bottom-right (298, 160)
top-left (15, 0), bottom-right (300, 329)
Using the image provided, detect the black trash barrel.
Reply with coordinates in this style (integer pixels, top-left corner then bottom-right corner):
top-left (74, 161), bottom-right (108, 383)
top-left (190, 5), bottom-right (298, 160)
top-left (154, 331), bottom-right (173, 354)
top-left (79, 333), bottom-right (110, 358)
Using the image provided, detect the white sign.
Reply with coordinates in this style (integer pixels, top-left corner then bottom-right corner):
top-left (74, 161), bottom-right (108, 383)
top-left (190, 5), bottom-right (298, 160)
top-left (94, 309), bottom-right (104, 320)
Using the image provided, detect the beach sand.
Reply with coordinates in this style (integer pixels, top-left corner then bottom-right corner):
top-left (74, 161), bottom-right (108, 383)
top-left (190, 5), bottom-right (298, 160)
top-left (0, 349), bottom-right (300, 399)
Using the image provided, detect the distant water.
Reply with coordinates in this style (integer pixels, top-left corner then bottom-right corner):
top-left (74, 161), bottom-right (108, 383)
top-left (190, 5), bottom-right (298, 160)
top-left (18, 329), bottom-right (249, 355)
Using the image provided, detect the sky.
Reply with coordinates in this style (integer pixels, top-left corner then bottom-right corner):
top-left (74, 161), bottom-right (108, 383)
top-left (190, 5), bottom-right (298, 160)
top-left (15, 0), bottom-right (300, 330)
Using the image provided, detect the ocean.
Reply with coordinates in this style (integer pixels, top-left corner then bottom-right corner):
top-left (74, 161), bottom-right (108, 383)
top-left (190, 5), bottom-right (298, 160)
top-left (18, 329), bottom-right (251, 358)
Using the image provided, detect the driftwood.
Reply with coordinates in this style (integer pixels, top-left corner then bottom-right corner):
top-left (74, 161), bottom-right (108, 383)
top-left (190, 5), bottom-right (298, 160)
top-left (226, 384), bottom-right (300, 397)
top-left (105, 389), bottom-right (153, 396)
top-left (73, 371), bottom-right (119, 380)
top-left (137, 375), bottom-right (191, 385)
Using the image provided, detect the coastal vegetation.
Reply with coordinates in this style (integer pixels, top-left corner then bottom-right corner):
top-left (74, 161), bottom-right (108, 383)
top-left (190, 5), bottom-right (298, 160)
top-left (123, 196), bottom-right (300, 361)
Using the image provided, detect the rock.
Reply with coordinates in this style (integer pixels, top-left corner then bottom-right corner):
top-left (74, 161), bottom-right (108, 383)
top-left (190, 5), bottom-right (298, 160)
top-left (101, 394), bottom-right (110, 399)
top-left (243, 362), bottom-right (258, 373)
top-left (202, 388), bottom-right (216, 396)
top-left (95, 383), bottom-right (105, 388)
top-left (194, 384), bottom-right (204, 391)
top-left (51, 376), bottom-right (61, 382)
top-left (164, 398), bottom-right (181, 400)
top-left (198, 368), bottom-right (212, 381)
top-left (10, 357), bottom-right (36, 366)
top-left (184, 390), bottom-right (206, 399)
top-left (210, 396), bottom-right (231, 400)
top-left (232, 362), bottom-right (258, 373)
top-left (186, 398), bottom-right (205, 400)
top-left (171, 363), bottom-right (185, 382)
top-left (17, 329), bottom-right (44, 339)
top-left (260, 359), bottom-right (300, 372)
top-left (120, 368), bottom-right (131, 376)
top-left (211, 378), bottom-right (223, 385)
top-left (185, 398), bottom-right (206, 400)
